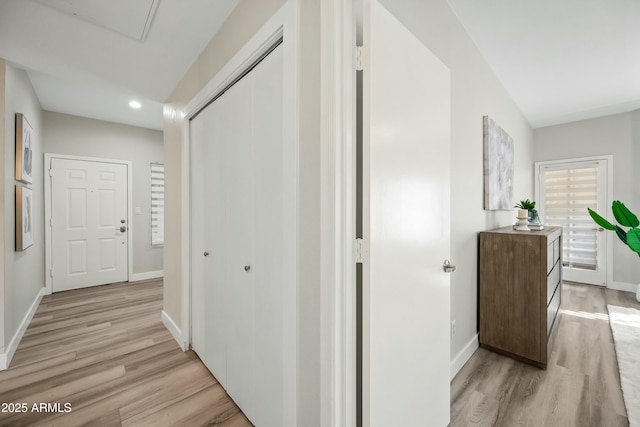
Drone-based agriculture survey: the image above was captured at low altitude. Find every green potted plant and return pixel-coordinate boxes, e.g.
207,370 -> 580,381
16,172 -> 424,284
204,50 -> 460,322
588,201 -> 640,302
514,199 -> 539,224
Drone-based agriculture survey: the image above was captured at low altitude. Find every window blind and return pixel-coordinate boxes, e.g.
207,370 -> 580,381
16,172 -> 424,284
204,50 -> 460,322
543,166 -> 598,271
151,163 -> 164,246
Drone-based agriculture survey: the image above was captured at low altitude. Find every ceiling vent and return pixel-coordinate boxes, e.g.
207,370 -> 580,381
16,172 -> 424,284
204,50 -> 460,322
33,0 -> 160,41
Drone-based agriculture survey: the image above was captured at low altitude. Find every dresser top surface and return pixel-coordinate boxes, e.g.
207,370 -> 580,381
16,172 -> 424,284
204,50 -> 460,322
480,226 -> 562,237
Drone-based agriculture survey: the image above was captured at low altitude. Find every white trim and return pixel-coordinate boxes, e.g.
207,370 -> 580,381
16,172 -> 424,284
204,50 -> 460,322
131,270 -> 164,282
535,155 -> 614,287
607,281 -> 638,293
44,153 -> 134,294
161,310 -> 186,351
450,333 -> 479,381
180,3 -> 298,425
0,287 -> 45,370
320,0 -> 357,425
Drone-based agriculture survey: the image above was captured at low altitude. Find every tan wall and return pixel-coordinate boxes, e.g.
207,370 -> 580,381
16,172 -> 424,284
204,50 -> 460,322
0,59 -> 6,353
3,63 -> 44,352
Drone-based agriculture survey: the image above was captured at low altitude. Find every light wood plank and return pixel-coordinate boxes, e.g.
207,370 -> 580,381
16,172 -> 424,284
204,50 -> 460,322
452,282 -> 637,426
0,280 -> 252,426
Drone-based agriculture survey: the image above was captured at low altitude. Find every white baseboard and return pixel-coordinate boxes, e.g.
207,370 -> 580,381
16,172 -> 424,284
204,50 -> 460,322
608,281 -> 638,293
131,270 -> 164,282
0,287 -> 45,371
450,333 -> 479,381
161,310 -> 187,351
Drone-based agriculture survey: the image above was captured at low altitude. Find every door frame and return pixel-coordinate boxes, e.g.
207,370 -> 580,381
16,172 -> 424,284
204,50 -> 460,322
535,155 -> 613,287
44,153 -> 133,295
180,2 -> 299,425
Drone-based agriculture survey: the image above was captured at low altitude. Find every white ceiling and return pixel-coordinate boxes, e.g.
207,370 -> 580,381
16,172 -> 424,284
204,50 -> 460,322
0,0 -> 241,130
448,0 -> 640,128
2,1 -> 637,131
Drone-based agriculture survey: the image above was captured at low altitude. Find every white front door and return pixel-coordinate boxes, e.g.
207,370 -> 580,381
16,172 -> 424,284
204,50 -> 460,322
536,157 -> 610,286
363,1 -> 451,425
50,158 -> 129,292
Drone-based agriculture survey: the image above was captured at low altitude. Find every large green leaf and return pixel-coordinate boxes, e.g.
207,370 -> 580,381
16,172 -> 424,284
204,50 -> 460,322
588,208 -> 616,230
615,226 -> 627,245
612,201 -> 640,228
627,229 -> 640,253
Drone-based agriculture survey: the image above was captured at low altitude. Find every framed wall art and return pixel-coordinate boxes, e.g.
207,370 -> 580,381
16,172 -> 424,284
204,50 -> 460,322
15,113 -> 34,184
483,115 -> 514,210
16,184 -> 34,251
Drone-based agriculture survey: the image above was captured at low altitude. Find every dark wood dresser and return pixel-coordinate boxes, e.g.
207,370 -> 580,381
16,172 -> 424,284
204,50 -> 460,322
479,226 -> 563,368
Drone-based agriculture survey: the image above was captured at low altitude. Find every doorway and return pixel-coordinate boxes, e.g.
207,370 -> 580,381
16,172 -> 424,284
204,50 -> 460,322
45,154 -> 132,293
535,156 -> 613,286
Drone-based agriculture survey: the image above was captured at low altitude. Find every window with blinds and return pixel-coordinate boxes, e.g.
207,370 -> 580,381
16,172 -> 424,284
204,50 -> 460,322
542,166 -> 598,271
151,163 -> 164,246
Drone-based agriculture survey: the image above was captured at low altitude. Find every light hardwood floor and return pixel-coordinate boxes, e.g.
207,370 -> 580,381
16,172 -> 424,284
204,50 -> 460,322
451,282 -> 640,427
0,279 -> 252,427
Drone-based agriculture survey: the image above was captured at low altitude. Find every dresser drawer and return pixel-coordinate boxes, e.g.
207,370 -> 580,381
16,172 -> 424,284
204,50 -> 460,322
547,285 -> 561,336
547,237 -> 561,274
547,262 -> 560,305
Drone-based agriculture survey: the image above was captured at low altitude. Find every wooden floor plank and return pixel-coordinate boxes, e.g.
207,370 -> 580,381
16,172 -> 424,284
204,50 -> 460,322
451,282 -> 638,427
0,279 -> 252,426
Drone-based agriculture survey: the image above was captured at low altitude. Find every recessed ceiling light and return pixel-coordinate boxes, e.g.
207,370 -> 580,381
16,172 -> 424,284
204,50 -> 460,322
129,100 -> 142,109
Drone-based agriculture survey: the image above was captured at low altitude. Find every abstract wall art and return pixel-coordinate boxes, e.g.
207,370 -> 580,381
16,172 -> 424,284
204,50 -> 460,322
16,184 -> 34,251
483,116 -> 514,210
15,113 -> 33,184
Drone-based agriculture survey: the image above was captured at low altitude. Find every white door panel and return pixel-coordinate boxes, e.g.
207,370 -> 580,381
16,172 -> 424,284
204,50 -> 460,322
51,158 -> 128,292
536,158 -> 609,286
364,1 -> 451,425
191,44 -> 285,427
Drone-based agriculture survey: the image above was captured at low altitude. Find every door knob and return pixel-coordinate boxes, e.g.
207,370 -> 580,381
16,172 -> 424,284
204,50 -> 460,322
204,251 -> 210,257
443,260 -> 456,273
592,227 -> 604,232
244,265 -> 251,272
118,226 -> 127,232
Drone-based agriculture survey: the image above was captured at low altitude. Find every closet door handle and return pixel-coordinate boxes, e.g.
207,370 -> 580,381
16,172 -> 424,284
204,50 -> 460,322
203,251 -> 210,257
244,265 -> 251,272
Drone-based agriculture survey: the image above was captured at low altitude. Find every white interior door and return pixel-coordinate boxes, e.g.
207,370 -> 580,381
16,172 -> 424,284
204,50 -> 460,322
50,158 -> 128,292
536,157 -> 610,286
363,1 -> 451,426
190,43 -> 285,427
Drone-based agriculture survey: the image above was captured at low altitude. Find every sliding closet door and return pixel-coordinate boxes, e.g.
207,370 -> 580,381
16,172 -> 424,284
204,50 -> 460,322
190,88 -> 230,388
190,44 -> 285,427
245,45 -> 284,424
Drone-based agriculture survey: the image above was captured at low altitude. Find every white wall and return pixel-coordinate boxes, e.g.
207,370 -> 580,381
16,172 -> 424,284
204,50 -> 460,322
2,62 -> 44,355
378,0 -> 535,371
43,111 -> 164,275
534,111 -> 640,285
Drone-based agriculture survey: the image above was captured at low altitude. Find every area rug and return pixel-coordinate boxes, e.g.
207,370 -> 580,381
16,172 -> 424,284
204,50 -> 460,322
608,304 -> 640,427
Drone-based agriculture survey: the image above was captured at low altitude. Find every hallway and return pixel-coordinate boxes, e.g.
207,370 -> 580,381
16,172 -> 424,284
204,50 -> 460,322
0,279 -> 251,426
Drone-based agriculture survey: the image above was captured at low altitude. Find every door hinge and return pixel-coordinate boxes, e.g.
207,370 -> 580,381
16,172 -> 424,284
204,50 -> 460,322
49,168 -> 53,177
355,238 -> 367,263
356,46 -> 367,71
49,268 -> 53,278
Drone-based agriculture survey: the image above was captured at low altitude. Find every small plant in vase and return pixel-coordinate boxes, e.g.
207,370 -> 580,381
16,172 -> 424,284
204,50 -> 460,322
514,199 -> 540,224
588,201 -> 640,302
